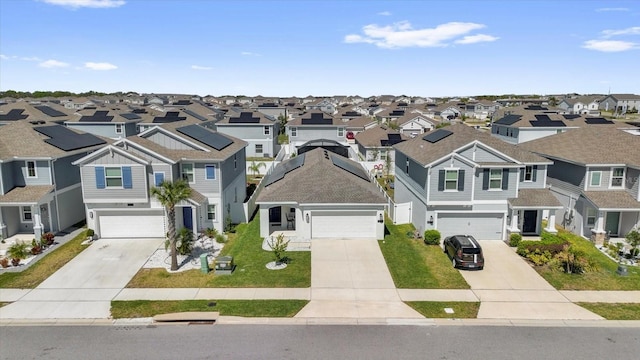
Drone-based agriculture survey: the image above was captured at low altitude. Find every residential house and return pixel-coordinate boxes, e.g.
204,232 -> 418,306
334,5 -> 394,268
0,121 -> 109,240
599,93 -> 640,113
0,101 -> 74,125
462,101 -> 499,120
355,126 -> 407,174
256,148 -> 386,240
393,124 -> 560,240
519,127 -> 640,243
65,106 -> 147,139
557,96 -> 602,115
73,121 -> 248,237
395,113 -> 437,137
211,109 -> 280,158
305,99 -> 337,115
61,97 -> 95,110
286,112 -> 349,152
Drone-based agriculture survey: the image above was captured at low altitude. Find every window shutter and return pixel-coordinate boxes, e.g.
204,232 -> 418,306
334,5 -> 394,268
122,166 -> 132,189
532,165 -> 538,182
482,169 -> 489,190
520,168 -> 524,182
95,167 -> 105,189
502,168 -> 509,190
154,173 -> 164,186
438,169 -> 445,191
457,170 -> 465,191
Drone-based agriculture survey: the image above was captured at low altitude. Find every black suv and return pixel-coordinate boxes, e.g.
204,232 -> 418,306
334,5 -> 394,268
443,235 -> 484,270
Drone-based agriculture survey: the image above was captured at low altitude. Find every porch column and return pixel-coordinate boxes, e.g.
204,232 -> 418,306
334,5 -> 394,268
545,211 -> 557,233
591,211 -> 606,246
33,205 -> 44,240
509,209 -> 520,232
0,207 -> 7,240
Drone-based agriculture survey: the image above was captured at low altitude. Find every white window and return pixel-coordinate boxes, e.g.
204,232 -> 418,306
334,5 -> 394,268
611,168 -> 624,187
255,144 -> 263,154
181,163 -> 194,183
445,169 -> 458,191
489,169 -> 503,190
105,167 -> 123,187
586,208 -> 596,227
338,128 -> 345,137
207,205 -> 216,220
590,171 -> 602,187
115,124 -> 123,134
21,206 -> 32,222
524,165 -> 533,182
264,126 -> 270,135
291,127 -> 297,137
380,150 -> 387,160
26,161 -> 37,178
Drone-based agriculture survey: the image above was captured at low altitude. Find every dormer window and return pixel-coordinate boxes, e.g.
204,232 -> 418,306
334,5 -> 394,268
26,161 -> 37,178
611,168 -> 625,188
115,124 -> 123,134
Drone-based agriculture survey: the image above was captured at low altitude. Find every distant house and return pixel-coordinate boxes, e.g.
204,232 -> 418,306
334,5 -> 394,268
286,112 -> 349,153
355,125 -> 407,171
61,97 -> 95,110
557,96 -> 602,115
599,94 -> 640,113
65,107 -> 145,139
305,99 -> 337,115
395,113 -> 437,137
212,109 -> 280,158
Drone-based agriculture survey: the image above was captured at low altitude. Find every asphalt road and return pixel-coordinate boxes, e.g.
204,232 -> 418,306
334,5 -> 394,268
2,324 -> 639,360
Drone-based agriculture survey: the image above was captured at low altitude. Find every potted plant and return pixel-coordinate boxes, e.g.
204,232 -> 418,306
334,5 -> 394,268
7,241 -> 29,267
30,238 -> 42,255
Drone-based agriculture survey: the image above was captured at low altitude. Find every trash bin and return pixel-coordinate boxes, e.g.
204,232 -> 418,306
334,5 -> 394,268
214,256 -> 234,275
200,254 -> 209,274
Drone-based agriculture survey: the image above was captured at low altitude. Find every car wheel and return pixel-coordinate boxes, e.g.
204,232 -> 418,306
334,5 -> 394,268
452,258 -> 457,268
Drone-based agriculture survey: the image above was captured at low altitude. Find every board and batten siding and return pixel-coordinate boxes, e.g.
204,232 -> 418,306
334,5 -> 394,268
473,168 -> 518,200
81,164 -> 148,202
458,145 -> 511,163
428,158 -> 473,202
145,131 -> 199,150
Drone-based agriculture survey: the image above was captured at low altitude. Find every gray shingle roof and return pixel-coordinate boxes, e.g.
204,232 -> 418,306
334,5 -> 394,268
583,191 -> 640,210
355,126 -> 408,147
256,148 -> 386,205
0,185 -> 54,204
508,189 -> 563,208
393,124 -> 550,166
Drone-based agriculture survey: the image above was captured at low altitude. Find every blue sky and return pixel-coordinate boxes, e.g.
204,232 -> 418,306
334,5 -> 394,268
1,0 -> 639,97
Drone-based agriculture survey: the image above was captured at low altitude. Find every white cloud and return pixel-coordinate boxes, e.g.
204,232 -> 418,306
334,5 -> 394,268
596,7 -> 629,12
21,56 -> 42,61
582,40 -> 637,52
454,34 -> 499,44
191,65 -> 212,71
601,26 -> 640,38
39,59 -> 70,68
344,21 -> 496,48
241,51 -> 262,57
378,11 -> 391,16
84,62 -> 118,70
40,0 -> 125,8
0,54 -> 8,60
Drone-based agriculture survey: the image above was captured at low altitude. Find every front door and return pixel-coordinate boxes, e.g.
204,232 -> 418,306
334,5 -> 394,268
522,210 -> 538,234
269,206 -> 282,225
182,207 -> 193,231
605,212 -> 620,236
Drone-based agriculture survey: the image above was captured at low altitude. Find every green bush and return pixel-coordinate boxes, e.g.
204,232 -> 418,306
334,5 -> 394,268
176,228 -> 194,256
423,229 -> 441,245
509,233 -> 522,247
517,232 -> 568,266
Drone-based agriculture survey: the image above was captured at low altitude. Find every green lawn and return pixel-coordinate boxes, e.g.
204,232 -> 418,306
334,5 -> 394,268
577,303 -> 640,320
532,229 -> 640,290
111,299 -> 308,319
0,229 -> 91,288
379,221 -> 469,289
407,301 -> 480,318
126,215 -> 311,288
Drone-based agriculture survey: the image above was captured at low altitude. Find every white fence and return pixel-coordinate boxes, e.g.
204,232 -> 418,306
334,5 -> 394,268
369,171 -> 411,225
242,147 -> 287,221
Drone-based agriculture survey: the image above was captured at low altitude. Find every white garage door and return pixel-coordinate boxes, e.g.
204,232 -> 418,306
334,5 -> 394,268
99,211 -> 166,238
311,211 -> 377,239
437,213 -> 504,240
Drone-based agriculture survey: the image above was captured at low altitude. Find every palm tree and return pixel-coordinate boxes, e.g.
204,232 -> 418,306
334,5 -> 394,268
248,160 -> 266,178
150,179 -> 192,271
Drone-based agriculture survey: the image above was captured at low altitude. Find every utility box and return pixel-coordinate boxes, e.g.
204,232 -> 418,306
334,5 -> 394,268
200,254 -> 210,274
214,256 -> 234,275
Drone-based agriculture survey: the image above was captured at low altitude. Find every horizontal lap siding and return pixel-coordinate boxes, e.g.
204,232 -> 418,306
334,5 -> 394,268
429,159 -> 473,202
474,168 -> 518,200
81,165 -> 147,201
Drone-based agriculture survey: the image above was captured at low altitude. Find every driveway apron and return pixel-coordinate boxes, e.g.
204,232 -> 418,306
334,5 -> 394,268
295,239 -> 423,319
0,238 -> 162,320
459,240 -> 603,320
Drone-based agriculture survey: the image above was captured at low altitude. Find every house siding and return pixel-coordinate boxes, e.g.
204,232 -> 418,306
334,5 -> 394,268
221,149 -> 246,190
56,187 -> 85,230
1,163 -> 14,193
458,146 -> 510,163
54,154 -> 85,189
145,132 -> 198,150
216,124 -> 278,157
66,123 -> 122,139
519,165 -> 546,189
394,152 -> 427,198
548,159 -> 585,188
4,207 -> 21,236
474,168 -> 518,200
81,165 -> 147,201
188,162 -> 221,194
626,167 -> 639,199
289,126 -> 345,144
148,164 -> 172,187
429,158 -> 473,202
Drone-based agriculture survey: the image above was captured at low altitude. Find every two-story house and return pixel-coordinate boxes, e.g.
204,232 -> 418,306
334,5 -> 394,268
393,124 -> 560,240
0,101 -> 74,125
73,121 -> 247,238
599,93 -> 640,113
65,107 -> 147,139
286,112 -> 349,153
519,126 -> 640,244
211,109 -> 280,158
355,125 -> 407,166
557,95 -> 602,115
0,121 -> 108,240
395,113 -> 437,137
304,99 -> 337,115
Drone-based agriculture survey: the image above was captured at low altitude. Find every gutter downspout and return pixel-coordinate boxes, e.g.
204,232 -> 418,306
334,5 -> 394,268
50,159 -> 61,233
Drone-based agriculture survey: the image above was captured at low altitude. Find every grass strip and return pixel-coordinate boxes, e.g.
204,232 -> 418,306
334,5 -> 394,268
406,301 -> 480,318
577,303 -> 640,320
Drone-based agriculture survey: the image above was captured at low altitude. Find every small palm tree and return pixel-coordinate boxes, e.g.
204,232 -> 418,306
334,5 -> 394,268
248,160 -> 266,178
151,179 -> 192,271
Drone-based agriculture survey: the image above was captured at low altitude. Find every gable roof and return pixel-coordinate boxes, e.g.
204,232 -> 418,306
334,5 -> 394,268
287,111 -> 339,126
355,126 -> 408,147
393,124 -> 549,166
256,148 -> 386,205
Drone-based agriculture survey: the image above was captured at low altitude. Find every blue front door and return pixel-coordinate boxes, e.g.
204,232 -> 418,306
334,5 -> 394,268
183,207 -> 193,231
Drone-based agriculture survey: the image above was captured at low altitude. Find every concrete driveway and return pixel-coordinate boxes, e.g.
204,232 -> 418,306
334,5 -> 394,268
459,240 -> 602,320
0,238 -> 162,319
296,239 -> 423,320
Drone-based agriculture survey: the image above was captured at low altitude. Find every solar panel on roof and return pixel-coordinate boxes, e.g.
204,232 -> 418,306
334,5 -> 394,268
495,114 -> 522,125
183,109 -> 208,121
534,114 -> 552,121
562,114 -> 580,120
228,112 -> 260,123
176,124 -> 234,151
132,108 -> 147,114
121,113 -> 141,120
302,113 -> 332,125
529,120 -> 566,127
0,109 -> 28,121
423,129 -> 453,143
585,117 -> 614,125
265,154 -> 306,186
153,112 -> 187,123
34,125 -> 106,151
34,125 -> 77,138
330,154 -> 370,182
525,105 -> 548,111
173,100 -> 192,105
79,110 -> 114,122
34,105 -> 66,117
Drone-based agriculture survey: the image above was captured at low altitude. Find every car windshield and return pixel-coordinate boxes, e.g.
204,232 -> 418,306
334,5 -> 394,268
462,248 -> 482,254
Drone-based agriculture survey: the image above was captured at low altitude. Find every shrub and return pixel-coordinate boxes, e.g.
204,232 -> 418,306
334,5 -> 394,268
215,233 -> 226,244
0,257 -> 9,268
41,232 -> 55,245
517,232 -> 568,266
423,229 -> 441,245
176,228 -> 194,256
204,227 -> 218,238
268,233 -> 290,264
7,241 -> 29,266
509,233 -> 522,247
86,229 -> 95,238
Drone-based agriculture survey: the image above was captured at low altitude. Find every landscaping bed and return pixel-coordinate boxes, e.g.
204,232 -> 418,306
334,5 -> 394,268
379,220 -> 469,289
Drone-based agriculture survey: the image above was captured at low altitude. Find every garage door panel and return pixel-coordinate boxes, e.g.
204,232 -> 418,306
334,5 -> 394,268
312,211 -> 376,239
99,212 -> 165,238
437,213 -> 503,240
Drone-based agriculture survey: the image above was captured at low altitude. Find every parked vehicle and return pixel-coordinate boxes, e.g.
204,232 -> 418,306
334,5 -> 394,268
443,234 -> 484,270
